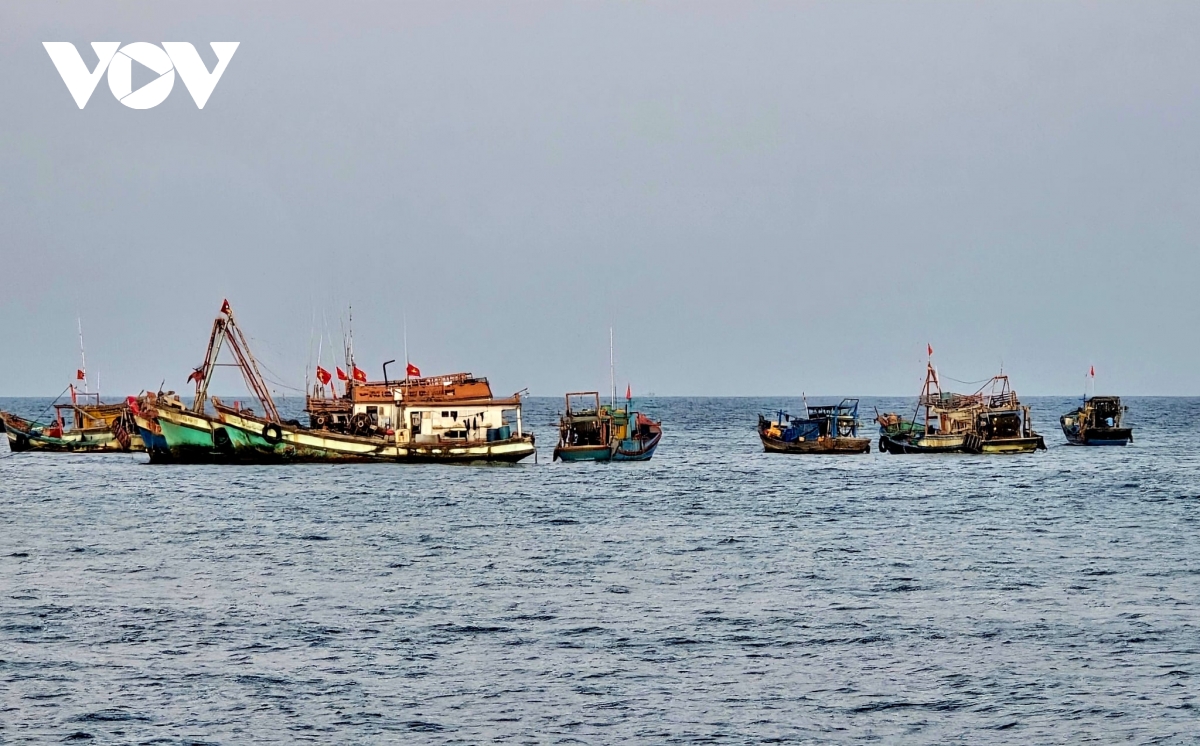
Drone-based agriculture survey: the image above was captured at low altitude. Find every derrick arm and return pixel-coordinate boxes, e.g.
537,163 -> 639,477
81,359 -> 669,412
222,309 -> 280,422
194,318 -> 227,414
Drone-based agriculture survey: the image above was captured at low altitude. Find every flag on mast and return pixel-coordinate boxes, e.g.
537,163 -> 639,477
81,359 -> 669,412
336,367 -> 348,382
927,343 -> 933,357
406,363 -> 420,378
1089,365 -> 1095,377
352,366 -> 367,383
316,366 -> 331,385
626,383 -> 631,400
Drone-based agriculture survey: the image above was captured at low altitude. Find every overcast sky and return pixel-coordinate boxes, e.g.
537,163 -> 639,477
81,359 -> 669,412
1,1 -> 1197,397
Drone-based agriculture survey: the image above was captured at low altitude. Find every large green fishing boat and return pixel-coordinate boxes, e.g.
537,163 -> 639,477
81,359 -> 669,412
148,300 -> 280,463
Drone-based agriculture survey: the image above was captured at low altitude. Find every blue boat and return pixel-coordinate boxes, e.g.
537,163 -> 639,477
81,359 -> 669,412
553,392 -> 662,462
758,399 -> 871,454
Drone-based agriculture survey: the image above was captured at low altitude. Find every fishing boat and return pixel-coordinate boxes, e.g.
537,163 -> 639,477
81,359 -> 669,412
1061,396 -> 1132,446
553,391 -> 663,462
131,391 -> 178,460
876,362 -> 973,454
969,374 -> 1046,453
2,320 -> 144,454
2,388 -> 141,453
214,371 -> 535,463
758,399 -> 871,454
150,300 -> 281,463
877,357 -> 1045,454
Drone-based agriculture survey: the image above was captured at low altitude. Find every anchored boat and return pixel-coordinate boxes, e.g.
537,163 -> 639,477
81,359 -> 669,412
149,300 -> 281,463
215,370 -> 535,463
758,398 -> 870,454
552,391 -> 663,462
1061,396 -> 1132,446
877,359 -> 1045,454
970,375 -> 1046,453
2,388 -> 141,453
876,362 -> 972,454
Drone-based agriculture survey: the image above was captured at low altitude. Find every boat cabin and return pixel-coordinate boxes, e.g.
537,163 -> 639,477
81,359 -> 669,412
763,399 -> 862,440
341,392 -> 523,445
1083,396 -> 1123,428
557,392 -> 636,447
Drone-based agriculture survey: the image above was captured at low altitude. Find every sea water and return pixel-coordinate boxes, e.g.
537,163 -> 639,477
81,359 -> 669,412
1,396 -> 1198,743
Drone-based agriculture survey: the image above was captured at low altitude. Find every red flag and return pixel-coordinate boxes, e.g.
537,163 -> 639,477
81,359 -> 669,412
186,368 -> 205,384
126,395 -> 139,415
316,366 -> 331,385
336,367 -> 349,381
352,366 -> 367,383
927,344 -> 933,357
626,384 -> 631,400
76,369 -> 85,381
1089,365 -> 1095,377
406,362 -> 420,378
220,299 -> 231,315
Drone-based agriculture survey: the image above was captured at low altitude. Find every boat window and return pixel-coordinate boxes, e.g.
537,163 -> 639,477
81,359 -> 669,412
442,411 -> 449,417
450,411 -> 458,420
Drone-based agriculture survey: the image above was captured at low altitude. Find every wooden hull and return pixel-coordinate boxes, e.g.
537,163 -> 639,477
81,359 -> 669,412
611,431 -> 662,461
217,410 -> 536,464
1060,414 -> 1133,446
1063,429 -> 1132,446
760,432 -> 870,454
554,444 -> 613,462
153,407 -> 237,463
2,411 -> 136,453
554,431 -> 663,462
972,435 -> 1046,454
134,414 -> 170,459
879,432 -> 967,454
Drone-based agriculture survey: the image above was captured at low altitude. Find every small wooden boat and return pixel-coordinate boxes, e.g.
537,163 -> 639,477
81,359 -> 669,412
2,389 -> 141,453
1061,396 -> 1132,446
553,392 -> 662,462
758,399 -> 870,454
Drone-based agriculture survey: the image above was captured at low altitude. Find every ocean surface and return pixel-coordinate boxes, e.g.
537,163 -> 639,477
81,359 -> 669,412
1,395 -> 1198,744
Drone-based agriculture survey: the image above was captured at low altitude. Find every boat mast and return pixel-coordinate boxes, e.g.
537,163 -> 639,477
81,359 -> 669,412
77,316 -> 87,394
609,327 -> 615,409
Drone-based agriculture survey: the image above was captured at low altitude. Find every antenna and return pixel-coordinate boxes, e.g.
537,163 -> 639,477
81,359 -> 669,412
348,304 -> 355,369
315,333 -> 324,398
404,311 -> 409,373
609,327 -> 615,409
77,316 -> 87,394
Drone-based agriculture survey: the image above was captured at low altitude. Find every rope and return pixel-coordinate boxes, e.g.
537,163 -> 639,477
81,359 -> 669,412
940,375 -> 993,386
28,385 -> 73,426
0,384 -> 90,460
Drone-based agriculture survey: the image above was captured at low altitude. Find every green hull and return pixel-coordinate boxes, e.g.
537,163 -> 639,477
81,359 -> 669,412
218,411 -> 535,464
154,411 -> 232,463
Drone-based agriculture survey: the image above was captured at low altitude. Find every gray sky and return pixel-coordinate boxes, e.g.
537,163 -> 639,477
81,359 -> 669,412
2,1 -> 1198,397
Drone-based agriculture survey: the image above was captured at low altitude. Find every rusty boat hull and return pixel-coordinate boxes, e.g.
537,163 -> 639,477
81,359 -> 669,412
759,431 -> 871,454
